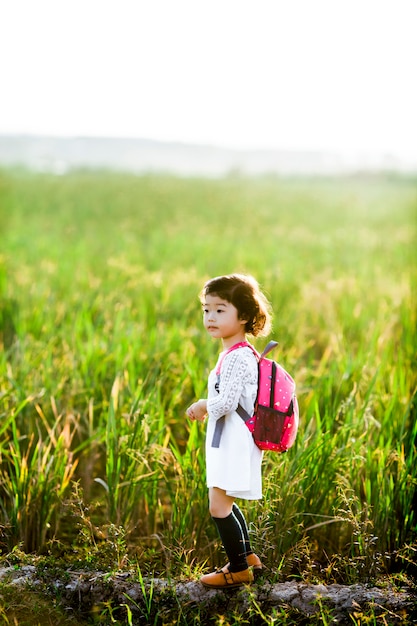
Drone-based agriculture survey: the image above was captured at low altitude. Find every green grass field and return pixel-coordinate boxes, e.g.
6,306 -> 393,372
0,168 -> 416,620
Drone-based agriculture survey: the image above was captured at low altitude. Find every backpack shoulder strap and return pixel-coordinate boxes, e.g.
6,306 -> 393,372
212,341 -> 279,447
212,341 -> 258,447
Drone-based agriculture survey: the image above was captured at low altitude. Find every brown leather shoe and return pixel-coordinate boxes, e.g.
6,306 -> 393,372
223,553 -> 263,577
200,567 -> 253,589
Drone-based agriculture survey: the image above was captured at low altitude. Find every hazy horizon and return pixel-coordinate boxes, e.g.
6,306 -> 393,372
2,0 -> 416,167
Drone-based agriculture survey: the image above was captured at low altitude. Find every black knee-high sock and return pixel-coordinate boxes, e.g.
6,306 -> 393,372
212,512 -> 248,572
232,503 -> 253,556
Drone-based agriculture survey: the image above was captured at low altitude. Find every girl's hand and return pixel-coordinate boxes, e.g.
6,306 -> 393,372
186,399 -> 207,422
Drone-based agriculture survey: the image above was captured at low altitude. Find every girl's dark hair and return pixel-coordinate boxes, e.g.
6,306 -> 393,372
200,274 -> 272,337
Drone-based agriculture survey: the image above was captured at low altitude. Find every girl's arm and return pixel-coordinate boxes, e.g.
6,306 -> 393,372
186,350 -> 256,422
207,350 -> 255,421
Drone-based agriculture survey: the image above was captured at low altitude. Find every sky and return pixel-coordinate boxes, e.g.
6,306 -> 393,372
1,0 -> 417,165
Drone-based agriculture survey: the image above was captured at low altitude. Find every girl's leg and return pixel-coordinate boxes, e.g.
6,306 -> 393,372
232,503 -> 252,557
230,503 -> 263,575
208,486 -> 234,518
209,487 -> 248,573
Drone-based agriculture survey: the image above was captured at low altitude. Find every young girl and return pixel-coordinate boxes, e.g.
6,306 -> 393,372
186,273 -> 272,589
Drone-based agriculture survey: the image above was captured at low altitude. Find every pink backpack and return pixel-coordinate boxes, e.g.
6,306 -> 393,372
212,341 -> 299,452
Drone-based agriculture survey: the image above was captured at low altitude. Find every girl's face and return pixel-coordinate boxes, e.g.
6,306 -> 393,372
202,294 -> 247,348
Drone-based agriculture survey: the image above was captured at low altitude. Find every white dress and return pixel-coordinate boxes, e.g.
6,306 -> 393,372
205,346 -> 263,500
